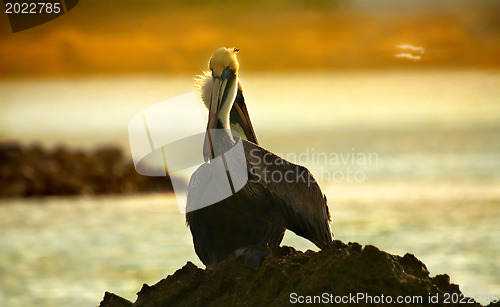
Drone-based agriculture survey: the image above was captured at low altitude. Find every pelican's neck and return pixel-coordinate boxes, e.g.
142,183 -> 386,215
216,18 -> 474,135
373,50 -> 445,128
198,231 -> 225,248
210,128 -> 236,159
214,109 -> 233,149
217,104 -> 231,131
211,76 -> 238,158
213,74 -> 238,139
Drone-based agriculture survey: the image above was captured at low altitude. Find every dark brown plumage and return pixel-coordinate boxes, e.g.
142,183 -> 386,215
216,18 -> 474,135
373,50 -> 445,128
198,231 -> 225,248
186,48 -> 332,269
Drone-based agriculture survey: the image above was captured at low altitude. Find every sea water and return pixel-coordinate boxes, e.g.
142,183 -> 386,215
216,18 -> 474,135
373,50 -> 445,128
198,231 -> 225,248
1,71 -> 499,306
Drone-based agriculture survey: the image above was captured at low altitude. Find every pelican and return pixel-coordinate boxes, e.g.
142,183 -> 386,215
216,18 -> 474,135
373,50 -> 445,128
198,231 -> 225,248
186,47 -> 332,269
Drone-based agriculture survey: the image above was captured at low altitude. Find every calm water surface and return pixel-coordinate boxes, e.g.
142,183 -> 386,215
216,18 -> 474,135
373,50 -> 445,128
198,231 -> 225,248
1,71 -> 499,306
0,185 -> 498,307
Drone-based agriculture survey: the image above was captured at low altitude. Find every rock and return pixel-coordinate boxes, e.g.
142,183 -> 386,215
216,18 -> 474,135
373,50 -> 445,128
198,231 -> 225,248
0,142 -> 176,198
98,241 -> 491,307
100,292 -> 133,307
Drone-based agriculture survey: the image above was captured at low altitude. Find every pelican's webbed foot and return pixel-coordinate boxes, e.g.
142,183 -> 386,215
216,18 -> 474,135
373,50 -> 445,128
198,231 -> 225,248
235,246 -> 266,270
244,249 -> 266,270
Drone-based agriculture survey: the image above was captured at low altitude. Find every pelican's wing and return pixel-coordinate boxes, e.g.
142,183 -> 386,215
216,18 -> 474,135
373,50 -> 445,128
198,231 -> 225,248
230,82 -> 259,145
242,140 -> 333,248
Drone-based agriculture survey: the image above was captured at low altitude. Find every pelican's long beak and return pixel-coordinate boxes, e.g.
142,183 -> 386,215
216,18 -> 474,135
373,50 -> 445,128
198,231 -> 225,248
203,68 -> 234,162
231,87 -> 258,145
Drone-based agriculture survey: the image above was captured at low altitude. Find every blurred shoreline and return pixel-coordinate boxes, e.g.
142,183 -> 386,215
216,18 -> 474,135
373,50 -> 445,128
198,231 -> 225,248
0,142 -> 174,198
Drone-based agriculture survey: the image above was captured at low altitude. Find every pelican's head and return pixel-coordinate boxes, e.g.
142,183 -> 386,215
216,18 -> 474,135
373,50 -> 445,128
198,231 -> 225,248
202,47 -> 240,161
199,47 -> 240,115
209,47 -> 239,78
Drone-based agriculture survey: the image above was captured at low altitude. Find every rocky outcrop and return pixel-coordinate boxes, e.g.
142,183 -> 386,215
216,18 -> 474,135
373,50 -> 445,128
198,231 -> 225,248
0,142 -> 173,197
99,241 -> 496,306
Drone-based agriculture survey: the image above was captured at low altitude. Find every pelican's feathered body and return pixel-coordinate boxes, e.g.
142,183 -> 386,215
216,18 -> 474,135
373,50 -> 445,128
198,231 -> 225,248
186,47 -> 332,268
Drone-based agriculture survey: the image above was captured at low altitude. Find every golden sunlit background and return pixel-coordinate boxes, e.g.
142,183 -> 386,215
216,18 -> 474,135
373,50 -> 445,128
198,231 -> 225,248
1,0 -> 500,75
1,1 -> 499,306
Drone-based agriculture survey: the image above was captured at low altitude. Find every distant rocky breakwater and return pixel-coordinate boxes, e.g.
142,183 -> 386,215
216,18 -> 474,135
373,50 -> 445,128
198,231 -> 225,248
0,142 -> 174,198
